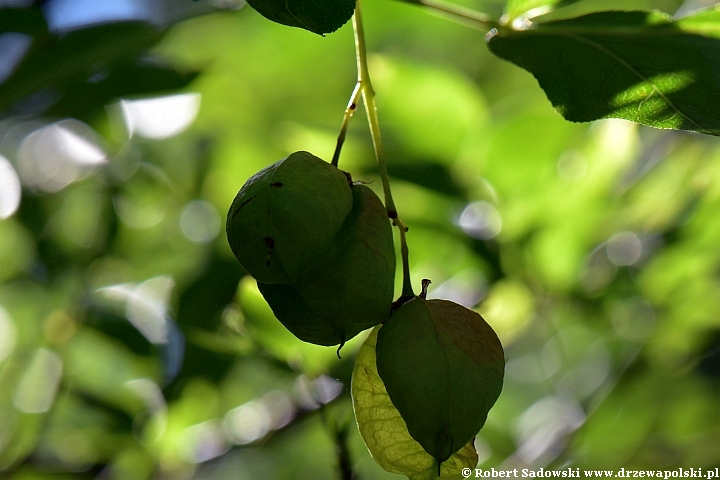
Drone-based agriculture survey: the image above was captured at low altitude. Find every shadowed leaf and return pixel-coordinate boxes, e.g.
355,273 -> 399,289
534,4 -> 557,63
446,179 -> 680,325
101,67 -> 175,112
245,0 -> 355,35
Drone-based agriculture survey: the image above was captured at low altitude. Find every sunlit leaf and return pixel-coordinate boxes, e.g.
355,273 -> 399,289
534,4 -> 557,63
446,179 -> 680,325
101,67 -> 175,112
487,10 -> 720,135
245,0 -> 355,35
351,326 -> 478,480
505,0 -> 685,22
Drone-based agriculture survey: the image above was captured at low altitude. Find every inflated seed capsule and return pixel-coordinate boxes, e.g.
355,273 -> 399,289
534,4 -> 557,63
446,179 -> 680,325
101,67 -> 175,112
376,296 -> 505,466
258,184 -> 395,347
226,151 -> 353,285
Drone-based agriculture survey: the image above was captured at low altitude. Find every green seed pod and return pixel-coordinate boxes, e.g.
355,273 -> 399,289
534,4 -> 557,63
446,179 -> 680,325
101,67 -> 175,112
258,184 -> 395,346
226,151 -> 353,284
376,297 -> 505,466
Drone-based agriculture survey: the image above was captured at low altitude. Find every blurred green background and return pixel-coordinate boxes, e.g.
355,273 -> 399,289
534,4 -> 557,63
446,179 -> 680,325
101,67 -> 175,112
1,0 -> 719,478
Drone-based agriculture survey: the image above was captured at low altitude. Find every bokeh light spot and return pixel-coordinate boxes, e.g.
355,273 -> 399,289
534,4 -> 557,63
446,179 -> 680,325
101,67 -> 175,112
0,307 -> 17,363
515,395 -> 585,465
261,390 -> 295,430
607,231 -> 642,266
0,155 -> 21,219
12,348 -> 63,413
98,276 -> 174,344
459,201 -> 502,240
121,93 -> 201,139
223,400 -> 271,445
17,120 -> 106,192
180,200 -> 221,244
44,0 -> 159,32
179,420 -> 228,464
427,269 -> 487,308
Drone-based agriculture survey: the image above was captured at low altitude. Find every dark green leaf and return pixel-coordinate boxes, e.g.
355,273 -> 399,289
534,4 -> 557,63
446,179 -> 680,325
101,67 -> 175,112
0,5 -> 47,36
487,10 -> 720,136
46,62 -> 199,123
0,22 -> 169,117
245,0 -> 355,35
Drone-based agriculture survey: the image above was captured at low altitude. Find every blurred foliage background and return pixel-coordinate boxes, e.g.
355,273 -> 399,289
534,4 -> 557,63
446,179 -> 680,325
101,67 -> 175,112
1,0 -> 720,478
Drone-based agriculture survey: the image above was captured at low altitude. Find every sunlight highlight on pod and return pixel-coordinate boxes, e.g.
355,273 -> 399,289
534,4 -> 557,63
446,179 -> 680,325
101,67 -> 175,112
121,93 -> 201,139
98,276 -> 174,344
180,200 -> 221,243
0,307 -> 17,363
12,348 -> 63,413
458,200 -> 502,240
16,119 -> 107,192
0,155 -> 21,219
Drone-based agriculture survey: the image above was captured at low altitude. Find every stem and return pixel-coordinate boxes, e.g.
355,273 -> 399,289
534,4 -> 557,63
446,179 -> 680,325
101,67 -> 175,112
353,1 -> 414,298
332,82 -> 362,167
319,405 -> 356,480
392,0 -> 501,30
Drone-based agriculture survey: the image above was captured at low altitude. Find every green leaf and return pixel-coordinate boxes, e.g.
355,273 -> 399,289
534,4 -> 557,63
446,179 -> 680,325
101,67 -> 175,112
486,9 -> 720,136
245,0 -> 355,35
351,326 -> 478,480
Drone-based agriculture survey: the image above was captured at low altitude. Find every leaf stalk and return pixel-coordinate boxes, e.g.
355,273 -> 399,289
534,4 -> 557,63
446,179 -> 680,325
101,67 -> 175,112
351,0 -> 415,298
392,0 -> 501,30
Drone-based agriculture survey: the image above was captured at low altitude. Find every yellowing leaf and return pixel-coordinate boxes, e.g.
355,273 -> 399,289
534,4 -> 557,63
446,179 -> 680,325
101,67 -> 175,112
351,326 -> 478,480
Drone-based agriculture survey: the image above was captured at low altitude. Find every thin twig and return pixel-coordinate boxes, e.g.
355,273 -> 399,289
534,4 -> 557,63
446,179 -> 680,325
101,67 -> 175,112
332,82 -> 362,167
393,0 -> 501,30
